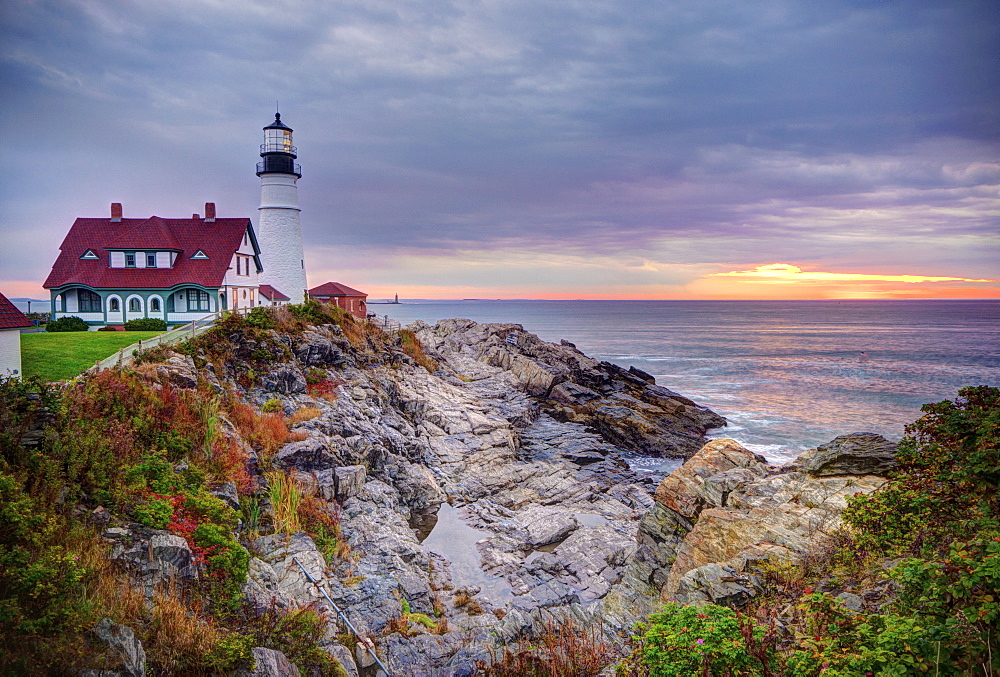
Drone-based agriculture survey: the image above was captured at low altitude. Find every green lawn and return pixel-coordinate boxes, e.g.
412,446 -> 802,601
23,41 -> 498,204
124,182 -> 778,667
21,331 -> 164,382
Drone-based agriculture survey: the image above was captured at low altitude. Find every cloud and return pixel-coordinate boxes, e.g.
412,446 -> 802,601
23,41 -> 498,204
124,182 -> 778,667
1,0 -> 998,299
711,263 -> 995,284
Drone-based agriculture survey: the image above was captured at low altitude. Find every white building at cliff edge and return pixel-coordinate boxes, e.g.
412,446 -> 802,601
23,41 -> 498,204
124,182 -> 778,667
255,112 -> 308,304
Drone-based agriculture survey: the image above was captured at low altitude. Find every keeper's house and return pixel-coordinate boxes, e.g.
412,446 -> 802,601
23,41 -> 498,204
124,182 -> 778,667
43,202 -> 263,328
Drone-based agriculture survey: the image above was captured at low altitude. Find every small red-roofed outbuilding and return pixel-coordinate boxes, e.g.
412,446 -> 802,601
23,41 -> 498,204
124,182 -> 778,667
257,284 -> 290,306
308,282 -> 368,319
0,292 -> 32,376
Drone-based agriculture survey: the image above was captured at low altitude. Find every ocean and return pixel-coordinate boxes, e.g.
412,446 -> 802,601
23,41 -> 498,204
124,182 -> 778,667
376,300 -> 1000,464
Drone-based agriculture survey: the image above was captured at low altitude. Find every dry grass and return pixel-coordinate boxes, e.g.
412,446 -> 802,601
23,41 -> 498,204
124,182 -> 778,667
454,592 -> 484,615
476,618 -> 614,677
266,470 -> 302,534
288,406 -> 322,425
227,401 -> 289,464
148,588 -> 221,673
72,528 -> 147,627
398,329 -> 439,372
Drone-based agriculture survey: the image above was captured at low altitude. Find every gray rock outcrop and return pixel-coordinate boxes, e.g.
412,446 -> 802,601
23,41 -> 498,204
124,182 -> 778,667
92,618 -> 146,677
602,434 -> 897,629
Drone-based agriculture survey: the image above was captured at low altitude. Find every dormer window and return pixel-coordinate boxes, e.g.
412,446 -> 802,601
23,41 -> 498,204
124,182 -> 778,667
191,250 -> 208,259
81,249 -> 99,260
125,253 -> 136,267
146,253 -> 157,268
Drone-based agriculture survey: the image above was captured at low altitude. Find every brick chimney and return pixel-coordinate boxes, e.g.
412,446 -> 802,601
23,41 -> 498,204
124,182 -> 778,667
204,202 -> 216,222
111,203 -> 122,222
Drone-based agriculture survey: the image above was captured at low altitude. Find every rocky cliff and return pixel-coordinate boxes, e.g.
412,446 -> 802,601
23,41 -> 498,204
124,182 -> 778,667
60,314 -> 899,676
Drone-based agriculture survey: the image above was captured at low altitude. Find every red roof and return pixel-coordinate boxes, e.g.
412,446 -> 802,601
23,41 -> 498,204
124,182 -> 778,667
258,284 -> 289,301
0,292 -> 32,330
309,281 -> 367,298
44,215 -> 254,290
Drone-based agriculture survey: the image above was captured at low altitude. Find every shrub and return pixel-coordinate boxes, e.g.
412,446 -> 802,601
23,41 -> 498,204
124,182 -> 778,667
134,497 -> 174,528
124,317 -> 167,331
230,605 -> 347,676
624,602 -> 774,676
45,316 -> 89,332
191,522 -> 250,613
261,397 -> 283,413
785,592 -> 938,675
245,306 -> 276,330
97,325 -> 118,332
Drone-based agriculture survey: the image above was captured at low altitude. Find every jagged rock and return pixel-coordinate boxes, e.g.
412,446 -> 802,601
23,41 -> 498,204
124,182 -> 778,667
837,591 -> 864,611
111,529 -> 198,591
296,330 -> 346,367
321,642 -> 359,677
235,647 -> 301,677
793,433 -> 897,477
273,437 -> 339,471
211,481 -> 241,511
546,525 -> 636,600
261,365 -> 307,394
252,533 -> 329,608
155,353 -> 199,389
496,504 -> 579,547
92,618 -> 146,677
602,434 -> 891,628
335,465 -> 367,501
243,557 -> 294,612
653,438 -> 770,517
671,562 -> 760,607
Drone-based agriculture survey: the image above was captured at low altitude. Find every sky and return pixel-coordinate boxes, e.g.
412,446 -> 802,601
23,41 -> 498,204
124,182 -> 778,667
1,0 -> 998,301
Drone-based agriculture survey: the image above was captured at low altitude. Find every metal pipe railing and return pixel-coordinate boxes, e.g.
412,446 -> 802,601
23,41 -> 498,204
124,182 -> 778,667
291,556 -> 392,676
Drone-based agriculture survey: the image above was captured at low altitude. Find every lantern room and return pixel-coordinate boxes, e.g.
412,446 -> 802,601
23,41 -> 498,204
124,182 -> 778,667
257,112 -> 301,177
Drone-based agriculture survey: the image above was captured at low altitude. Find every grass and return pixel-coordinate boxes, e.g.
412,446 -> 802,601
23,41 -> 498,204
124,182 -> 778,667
21,331 -> 164,382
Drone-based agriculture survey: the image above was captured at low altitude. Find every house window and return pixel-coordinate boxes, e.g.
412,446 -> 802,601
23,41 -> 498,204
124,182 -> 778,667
237,257 -> 242,275
125,253 -> 136,267
187,290 -> 210,311
109,298 -> 120,312
128,298 -> 141,312
79,289 -> 101,313
151,298 -> 161,312
147,253 -> 157,268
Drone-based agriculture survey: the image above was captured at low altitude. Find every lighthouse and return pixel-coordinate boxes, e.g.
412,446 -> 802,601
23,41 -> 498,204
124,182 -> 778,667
256,112 -> 307,304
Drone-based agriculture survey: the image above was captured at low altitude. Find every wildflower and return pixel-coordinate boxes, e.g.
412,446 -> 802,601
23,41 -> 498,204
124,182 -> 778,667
696,639 -> 704,645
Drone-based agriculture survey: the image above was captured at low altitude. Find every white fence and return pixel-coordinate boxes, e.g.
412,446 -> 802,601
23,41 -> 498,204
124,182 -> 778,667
89,307 -> 253,373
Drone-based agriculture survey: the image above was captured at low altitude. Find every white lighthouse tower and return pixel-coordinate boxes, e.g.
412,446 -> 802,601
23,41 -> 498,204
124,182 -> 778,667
256,112 -> 308,304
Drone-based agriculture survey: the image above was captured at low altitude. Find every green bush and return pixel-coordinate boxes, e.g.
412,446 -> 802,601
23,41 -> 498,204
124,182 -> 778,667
835,386 -> 1000,673
133,497 -> 174,528
785,592 -> 939,675
261,398 -> 283,413
192,522 -> 250,612
245,306 -> 276,330
625,602 -> 775,676
0,471 -> 93,636
45,316 -> 89,332
124,317 -> 167,331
